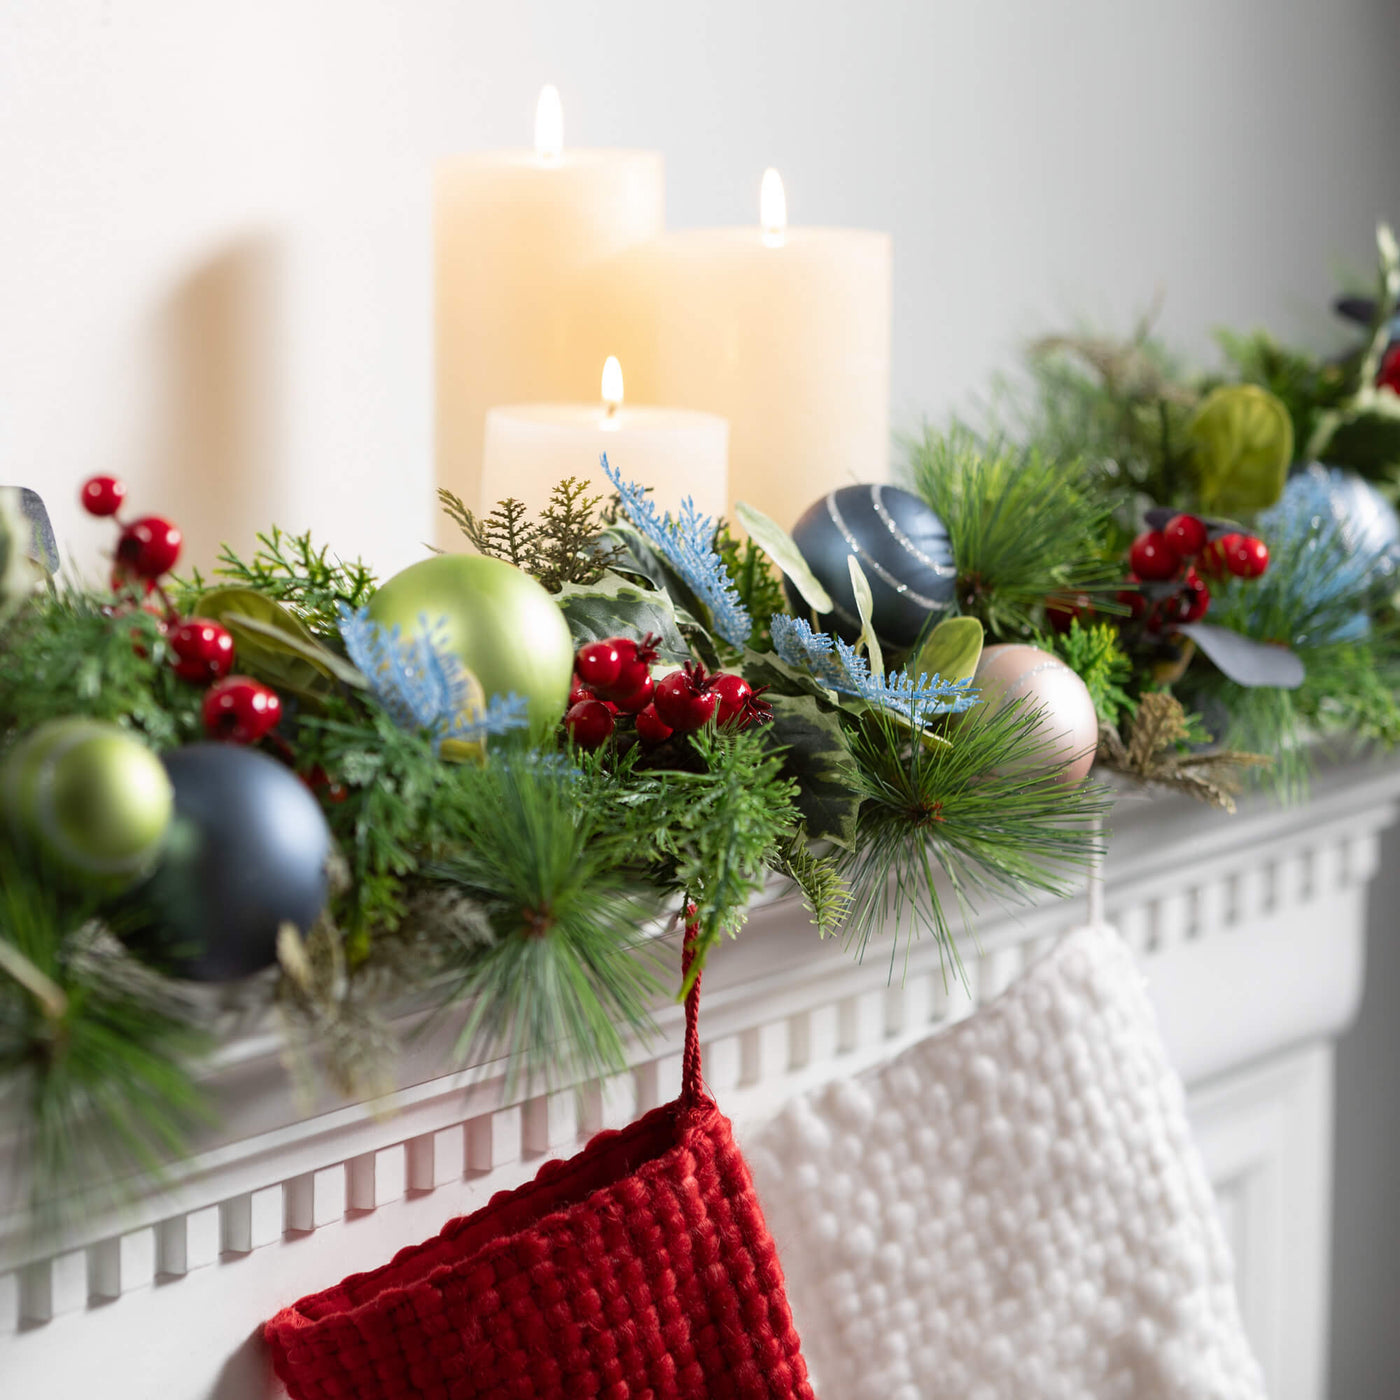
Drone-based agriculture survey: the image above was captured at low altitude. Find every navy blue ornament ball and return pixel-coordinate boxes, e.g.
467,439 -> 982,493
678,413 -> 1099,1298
129,744 -> 331,980
785,484 -> 957,647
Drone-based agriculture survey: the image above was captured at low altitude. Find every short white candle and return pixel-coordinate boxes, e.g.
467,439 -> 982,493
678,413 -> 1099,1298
435,86 -> 664,535
481,358 -> 729,521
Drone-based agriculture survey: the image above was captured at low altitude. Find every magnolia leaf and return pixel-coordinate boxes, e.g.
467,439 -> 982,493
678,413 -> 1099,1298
554,571 -> 689,662
847,556 -> 884,682
1190,384 -> 1293,514
195,586 -> 361,698
735,500 -> 834,613
914,616 -> 983,685
765,693 -> 860,849
1177,622 -> 1305,689
224,613 -> 367,688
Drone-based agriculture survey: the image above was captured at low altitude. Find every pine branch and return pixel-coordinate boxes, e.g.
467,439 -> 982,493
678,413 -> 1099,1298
905,427 -> 1122,639
840,701 -> 1111,984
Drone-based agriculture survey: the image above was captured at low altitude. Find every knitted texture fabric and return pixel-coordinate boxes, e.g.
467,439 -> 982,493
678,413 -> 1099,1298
747,926 -> 1267,1400
264,926 -> 813,1400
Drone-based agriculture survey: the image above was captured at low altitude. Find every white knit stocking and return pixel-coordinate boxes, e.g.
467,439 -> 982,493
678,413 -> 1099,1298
747,926 -> 1266,1400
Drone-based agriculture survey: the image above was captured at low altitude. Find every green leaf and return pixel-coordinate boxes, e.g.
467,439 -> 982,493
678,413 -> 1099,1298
740,647 -> 840,703
735,500 -> 833,613
847,556 -> 884,680
914,616 -> 984,685
764,693 -> 860,849
1190,385 -> 1293,513
195,586 -> 359,699
554,571 -> 690,662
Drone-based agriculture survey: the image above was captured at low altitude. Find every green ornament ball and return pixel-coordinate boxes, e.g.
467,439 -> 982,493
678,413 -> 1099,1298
366,553 -> 573,736
1,718 -> 173,888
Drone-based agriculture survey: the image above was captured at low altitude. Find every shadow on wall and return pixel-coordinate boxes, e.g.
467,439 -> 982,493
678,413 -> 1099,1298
150,237 -> 285,575
204,1326 -> 275,1400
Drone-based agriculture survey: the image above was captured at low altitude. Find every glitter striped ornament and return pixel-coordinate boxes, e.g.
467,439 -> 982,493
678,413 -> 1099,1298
785,484 -> 956,647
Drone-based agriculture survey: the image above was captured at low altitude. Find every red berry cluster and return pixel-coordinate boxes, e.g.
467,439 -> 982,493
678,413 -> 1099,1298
1378,342 -> 1400,397
563,635 -> 771,751
81,474 -> 281,746
1121,513 -> 1269,632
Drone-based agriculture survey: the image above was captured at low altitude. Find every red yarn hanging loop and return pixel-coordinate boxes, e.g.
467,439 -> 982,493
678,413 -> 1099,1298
680,906 -> 705,1106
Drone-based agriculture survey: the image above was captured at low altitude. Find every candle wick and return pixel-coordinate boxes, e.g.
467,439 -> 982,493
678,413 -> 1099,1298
606,401 -> 618,418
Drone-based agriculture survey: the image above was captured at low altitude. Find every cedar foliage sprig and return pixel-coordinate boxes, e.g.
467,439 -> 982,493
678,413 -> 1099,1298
439,478 -> 621,592
841,702 -> 1111,983
0,589 -> 204,747
906,427 -> 1122,638
198,527 -> 376,636
1035,618 -> 1138,729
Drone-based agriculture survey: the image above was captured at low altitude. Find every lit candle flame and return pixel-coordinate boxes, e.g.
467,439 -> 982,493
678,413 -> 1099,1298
601,355 -> 624,417
534,85 -> 564,161
760,167 -> 787,247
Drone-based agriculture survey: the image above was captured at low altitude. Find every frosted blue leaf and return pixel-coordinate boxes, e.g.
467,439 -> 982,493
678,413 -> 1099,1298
770,613 -> 979,727
338,604 -> 529,752
602,455 -> 751,648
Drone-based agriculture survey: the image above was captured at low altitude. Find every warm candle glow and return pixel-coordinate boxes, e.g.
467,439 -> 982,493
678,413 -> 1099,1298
760,167 -> 787,247
601,355 -> 624,412
534,84 -> 564,161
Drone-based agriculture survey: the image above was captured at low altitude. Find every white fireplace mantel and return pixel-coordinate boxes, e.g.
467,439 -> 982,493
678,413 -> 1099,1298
2,752 -> 1397,1400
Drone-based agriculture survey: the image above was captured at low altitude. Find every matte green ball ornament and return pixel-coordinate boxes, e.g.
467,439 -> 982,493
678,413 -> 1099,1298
1,719 -> 173,888
366,553 -> 573,735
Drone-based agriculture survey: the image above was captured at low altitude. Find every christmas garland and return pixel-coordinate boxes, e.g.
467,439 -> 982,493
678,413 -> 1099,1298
4,225 -> 1398,1224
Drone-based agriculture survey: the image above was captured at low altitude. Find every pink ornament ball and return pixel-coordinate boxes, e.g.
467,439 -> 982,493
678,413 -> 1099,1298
972,643 -> 1098,785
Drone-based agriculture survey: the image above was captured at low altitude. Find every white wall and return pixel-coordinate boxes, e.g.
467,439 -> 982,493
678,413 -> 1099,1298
4,0 -> 1399,580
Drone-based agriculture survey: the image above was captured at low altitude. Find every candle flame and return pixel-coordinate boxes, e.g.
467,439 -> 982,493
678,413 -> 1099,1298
534,85 -> 564,161
760,167 -> 787,246
601,356 -> 624,412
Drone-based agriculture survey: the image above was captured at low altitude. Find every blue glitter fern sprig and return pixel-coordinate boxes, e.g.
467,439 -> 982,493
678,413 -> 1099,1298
769,614 -> 979,727
602,455 -> 751,648
338,605 -> 529,752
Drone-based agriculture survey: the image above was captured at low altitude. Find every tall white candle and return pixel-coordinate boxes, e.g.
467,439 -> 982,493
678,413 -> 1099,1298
481,358 -> 728,521
616,170 -> 892,530
435,87 -> 664,537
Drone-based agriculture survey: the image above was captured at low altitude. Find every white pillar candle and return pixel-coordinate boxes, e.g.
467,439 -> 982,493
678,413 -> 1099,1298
617,169 -> 892,531
435,87 -> 664,539
481,357 -> 728,521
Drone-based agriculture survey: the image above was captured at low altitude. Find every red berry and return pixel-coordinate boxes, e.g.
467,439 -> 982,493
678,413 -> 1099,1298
116,515 -> 182,579
1178,568 -> 1210,623
709,672 -> 753,727
1045,593 -> 1092,633
575,640 -> 622,691
564,698 -> 614,749
568,673 -> 594,708
1378,342 -> 1400,395
653,663 -> 722,732
635,703 -> 674,747
1226,534 -> 1269,579
80,474 -> 127,517
1163,513 -> 1208,557
612,673 -> 655,714
1128,530 -> 1181,582
1198,536 -> 1231,579
203,676 -> 282,744
169,617 -> 235,683
1116,575 -> 1147,620
596,633 -> 660,701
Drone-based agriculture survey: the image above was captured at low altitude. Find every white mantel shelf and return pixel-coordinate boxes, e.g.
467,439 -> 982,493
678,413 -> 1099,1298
2,751 -> 1398,1400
